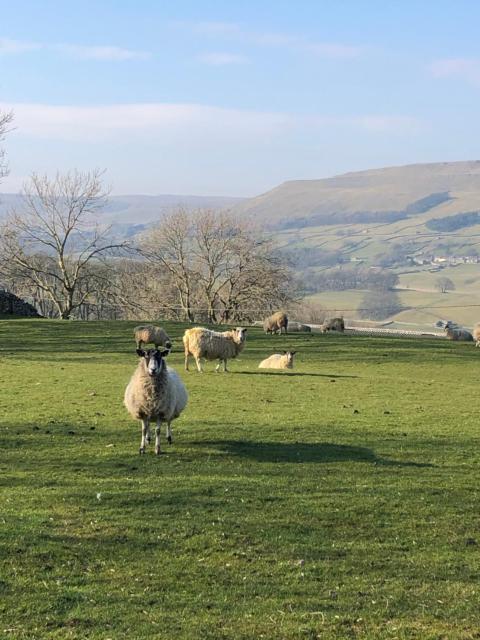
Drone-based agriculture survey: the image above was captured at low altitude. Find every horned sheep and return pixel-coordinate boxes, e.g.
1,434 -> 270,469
263,311 -> 288,335
124,348 -> 188,455
183,327 -> 247,372
258,351 -> 296,370
134,325 -> 172,351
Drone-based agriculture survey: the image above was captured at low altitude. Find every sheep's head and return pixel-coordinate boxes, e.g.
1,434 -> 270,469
233,327 -> 247,344
283,350 -> 296,368
136,348 -> 170,377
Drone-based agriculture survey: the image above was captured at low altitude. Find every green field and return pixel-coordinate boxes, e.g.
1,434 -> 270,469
305,263 -> 480,328
1,320 -> 480,639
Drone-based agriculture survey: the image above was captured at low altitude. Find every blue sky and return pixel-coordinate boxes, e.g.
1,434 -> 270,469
1,0 -> 480,195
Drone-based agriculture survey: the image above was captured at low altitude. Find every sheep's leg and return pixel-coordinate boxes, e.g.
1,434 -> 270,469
155,417 -> 162,455
140,418 -> 150,454
166,422 -> 173,445
184,350 -> 190,371
194,356 -> 203,373
223,358 -> 228,372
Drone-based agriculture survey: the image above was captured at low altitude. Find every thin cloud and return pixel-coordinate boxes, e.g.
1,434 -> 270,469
54,44 -> 149,61
180,21 -> 365,59
197,52 -> 249,66
1,102 -> 420,142
0,38 -> 41,54
430,58 -> 480,86
0,37 -> 149,61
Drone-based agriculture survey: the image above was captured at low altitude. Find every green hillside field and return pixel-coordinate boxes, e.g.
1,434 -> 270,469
1,319 -> 480,639
305,264 -> 480,327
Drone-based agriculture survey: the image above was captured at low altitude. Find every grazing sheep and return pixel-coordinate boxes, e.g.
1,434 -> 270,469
263,311 -> 288,335
473,323 -> 480,347
258,351 -> 296,370
134,325 -> 172,352
321,317 -> 345,333
444,320 -> 473,342
124,348 -> 188,455
183,327 -> 247,372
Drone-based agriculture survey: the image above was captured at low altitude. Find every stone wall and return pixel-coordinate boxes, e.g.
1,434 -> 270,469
0,290 -> 41,317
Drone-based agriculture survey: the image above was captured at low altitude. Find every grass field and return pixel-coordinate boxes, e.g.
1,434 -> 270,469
1,320 -> 480,639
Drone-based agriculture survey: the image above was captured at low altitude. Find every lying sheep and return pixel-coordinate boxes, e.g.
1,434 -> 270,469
258,351 -> 296,370
183,327 -> 247,372
124,348 -> 188,455
444,321 -> 473,342
134,325 -> 172,352
321,317 -> 345,333
287,321 -> 311,333
473,323 -> 480,347
263,311 -> 288,335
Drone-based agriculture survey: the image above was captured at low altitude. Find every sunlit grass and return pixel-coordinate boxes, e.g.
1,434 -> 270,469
1,320 -> 479,639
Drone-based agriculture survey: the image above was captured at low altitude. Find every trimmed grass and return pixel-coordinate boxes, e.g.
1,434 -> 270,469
1,320 -> 480,639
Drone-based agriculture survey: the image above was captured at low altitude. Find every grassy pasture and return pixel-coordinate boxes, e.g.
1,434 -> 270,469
1,320 -> 480,639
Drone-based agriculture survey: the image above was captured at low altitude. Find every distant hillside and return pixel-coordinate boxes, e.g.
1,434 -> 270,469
229,161 -> 480,267
0,192 -> 244,227
233,161 -> 480,226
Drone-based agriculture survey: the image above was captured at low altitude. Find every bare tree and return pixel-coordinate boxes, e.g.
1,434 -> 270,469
0,170 -> 127,319
141,208 -> 295,323
141,208 -> 196,321
435,276 -> 456,294
0,110 -> 14,183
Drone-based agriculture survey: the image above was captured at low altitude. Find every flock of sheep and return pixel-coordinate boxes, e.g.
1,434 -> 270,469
124,314 -> 297,454
123,313 -> 478,455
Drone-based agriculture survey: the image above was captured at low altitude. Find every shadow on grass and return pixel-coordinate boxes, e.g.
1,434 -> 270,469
191,439 -> 434,467
235,371 -> 358,378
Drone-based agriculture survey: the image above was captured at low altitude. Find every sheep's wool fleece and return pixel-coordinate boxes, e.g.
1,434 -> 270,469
183,328 -> 245,360
258,354 -> 293,369
124,364 -> 188,421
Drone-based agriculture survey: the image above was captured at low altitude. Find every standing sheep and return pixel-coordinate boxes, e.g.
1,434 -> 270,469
473,323 -> 480,347
134,325 -> 172,352
124,348 -> 188,455
263,311 -> 288,335
321,317 -> 345,333
183,327 -> 247,372
258,351 -> 296,370
444,321 -> 473,342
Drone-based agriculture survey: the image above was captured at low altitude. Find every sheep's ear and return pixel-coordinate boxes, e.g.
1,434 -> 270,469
291,351 -> 296,355
282,350 -> 286,354
159,348 -> 171,357
136,348 -> 146,357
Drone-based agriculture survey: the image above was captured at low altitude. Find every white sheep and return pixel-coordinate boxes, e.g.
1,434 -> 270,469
183,327 -> 247,372
258,351 -> 296,370
473,323 -> 480,347
124,348 -> 188,455
134,325 -> 172,351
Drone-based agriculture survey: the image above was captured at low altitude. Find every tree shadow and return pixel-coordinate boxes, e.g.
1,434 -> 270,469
191,439 -> 434,467
235,371 -> 358,378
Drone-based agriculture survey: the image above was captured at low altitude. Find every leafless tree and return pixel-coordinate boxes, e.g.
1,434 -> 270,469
141,208 -> 295,323
0,110 -> 14,183
0,170 -> 127,319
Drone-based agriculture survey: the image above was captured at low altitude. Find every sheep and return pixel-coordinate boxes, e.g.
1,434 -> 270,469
124,348 -> 188,455
134,325 -> 172,352
444,320 -> 473,342
473,323 -> 480,347
321,317 -> 345,333
183,326 -> 247,372
287,321 -> 311,333
258,351 -> 296,370
263,311 -> 288,335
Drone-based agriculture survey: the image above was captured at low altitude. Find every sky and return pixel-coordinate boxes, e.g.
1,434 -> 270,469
1,0 -> 480,196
